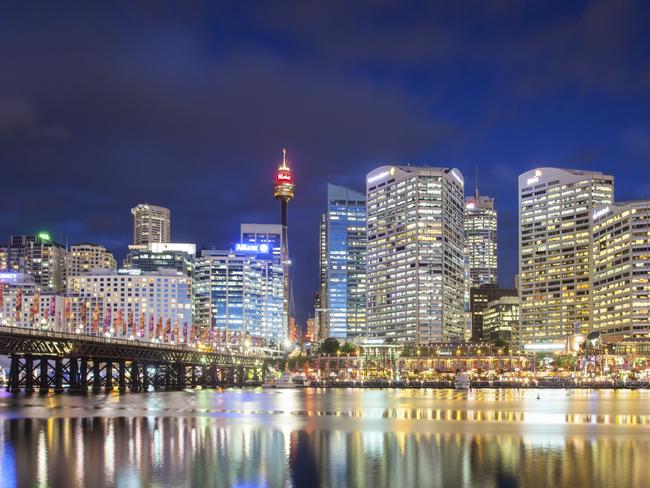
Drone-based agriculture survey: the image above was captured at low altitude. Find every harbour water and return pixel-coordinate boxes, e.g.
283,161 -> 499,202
1,388 -> 649,487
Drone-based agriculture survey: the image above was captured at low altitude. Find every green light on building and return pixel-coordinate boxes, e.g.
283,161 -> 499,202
37,232 -> 51,242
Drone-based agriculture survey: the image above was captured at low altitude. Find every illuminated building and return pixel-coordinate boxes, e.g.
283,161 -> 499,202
483,296 -> 520,345
318,184 -> 366,339
67,268 -> 191,336
518,168 -> 614,343
305,317 -> 316,342
0,246 -> 7,270
470,284 -> 517,341
591,201 -> 650,341
273,149 -> 295,339
465,191 -> 498,287
124,242 -> 195,277
193,244 -> 284,343
7,233 -> 66,292
366,165 -> 466,344
0,272 -> 66,329
66,243 -> 116,277
131,203 -> 171,245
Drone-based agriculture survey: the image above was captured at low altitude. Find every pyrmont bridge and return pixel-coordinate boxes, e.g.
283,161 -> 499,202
0,325 -> 269,394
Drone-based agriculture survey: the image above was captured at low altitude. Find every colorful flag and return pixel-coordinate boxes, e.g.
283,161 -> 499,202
49,296 -> 56,321
139,312 -> 145,337
156,317 -> 163,339
183,321 -> 188,342
92,305 -> 99,333
116,309 -> 123,336
173,320 -> 179,342
0,283 -> 4,308
31,292 -> 40,321
148,314 -> 154,338
80,301 -> 87,327
189,323 -> 195,343
165,317 -> 171,340
64,298 -> 71,321
103,306 -> 112,334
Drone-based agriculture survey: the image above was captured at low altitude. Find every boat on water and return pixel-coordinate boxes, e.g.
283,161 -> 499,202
292,374 -> 310,387
454,370 -> 470,390
276,371 -> 296,389
262,373 -> 276,388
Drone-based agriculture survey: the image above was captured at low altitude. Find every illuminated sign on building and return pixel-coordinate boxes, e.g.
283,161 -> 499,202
118,269 -> 142,275
367,171 -> 389,184
276,171 -> 292,183
235,243 -> 270,253
592,206 -> 611,220
0,273 -> 18,282
523,342 -> 565,352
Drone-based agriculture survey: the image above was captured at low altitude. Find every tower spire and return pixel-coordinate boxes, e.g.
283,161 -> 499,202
475,164 -> 479,199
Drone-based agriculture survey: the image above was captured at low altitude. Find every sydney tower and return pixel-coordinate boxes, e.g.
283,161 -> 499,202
274,148 -> 295,340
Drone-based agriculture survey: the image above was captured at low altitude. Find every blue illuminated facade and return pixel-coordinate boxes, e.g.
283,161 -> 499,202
319,184 -> 366,339
193,224 -> 285,344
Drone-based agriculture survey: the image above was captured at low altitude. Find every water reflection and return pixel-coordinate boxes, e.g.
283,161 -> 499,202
0,389 -> 649,487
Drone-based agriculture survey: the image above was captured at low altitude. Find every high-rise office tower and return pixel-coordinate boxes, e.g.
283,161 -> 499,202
124,242 -> 195,277
318,184 -> 366,339
366,166 -> 466,344
469,284 -> 517,341
8,233 -> 66,292
131,203 -> 171,245
591,201 -> 650,343
317,215 -> 329,338
273,149 -> 295,340
194,245 -> 284,343
518,168 -> 614,343
0,246 -> 7,271
483,296 -> 520,346
465,191 -> 498,288
66,243 -> 116,277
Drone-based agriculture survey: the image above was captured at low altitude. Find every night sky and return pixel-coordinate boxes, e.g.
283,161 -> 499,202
1,2 -> 650,324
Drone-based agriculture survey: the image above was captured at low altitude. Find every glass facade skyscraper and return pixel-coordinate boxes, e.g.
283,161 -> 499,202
193,247 -> 282,342
319,184 -> 366,339
465,192 -> 498,288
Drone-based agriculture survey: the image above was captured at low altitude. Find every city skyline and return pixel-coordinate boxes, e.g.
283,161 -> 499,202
2,3 -> 650,325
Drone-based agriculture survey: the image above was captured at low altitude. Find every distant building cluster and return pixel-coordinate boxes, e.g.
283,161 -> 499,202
0,205 -> 286,346
313,165 -> 650,356
2,163 -> 649,354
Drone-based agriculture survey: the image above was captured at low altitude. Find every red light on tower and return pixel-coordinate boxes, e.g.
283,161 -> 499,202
274,148 -> 295,202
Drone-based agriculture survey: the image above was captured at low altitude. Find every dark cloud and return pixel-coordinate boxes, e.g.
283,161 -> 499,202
1,2 -> 649,322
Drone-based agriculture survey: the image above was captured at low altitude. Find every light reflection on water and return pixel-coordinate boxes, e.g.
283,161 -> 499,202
0,388 -> 649,487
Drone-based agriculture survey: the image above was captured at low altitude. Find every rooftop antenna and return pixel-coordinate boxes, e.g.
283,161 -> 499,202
475,164 -> 479,199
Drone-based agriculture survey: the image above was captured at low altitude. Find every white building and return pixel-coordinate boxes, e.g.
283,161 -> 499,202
465,192 -> 498,288
366,165 -> 466,344
518,168 -> 614,344
0,272 -> 67,330
131,203 -> 171,245
66,243 -> 117,277
66,268 -> 192,338
591,201 -> 650,341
